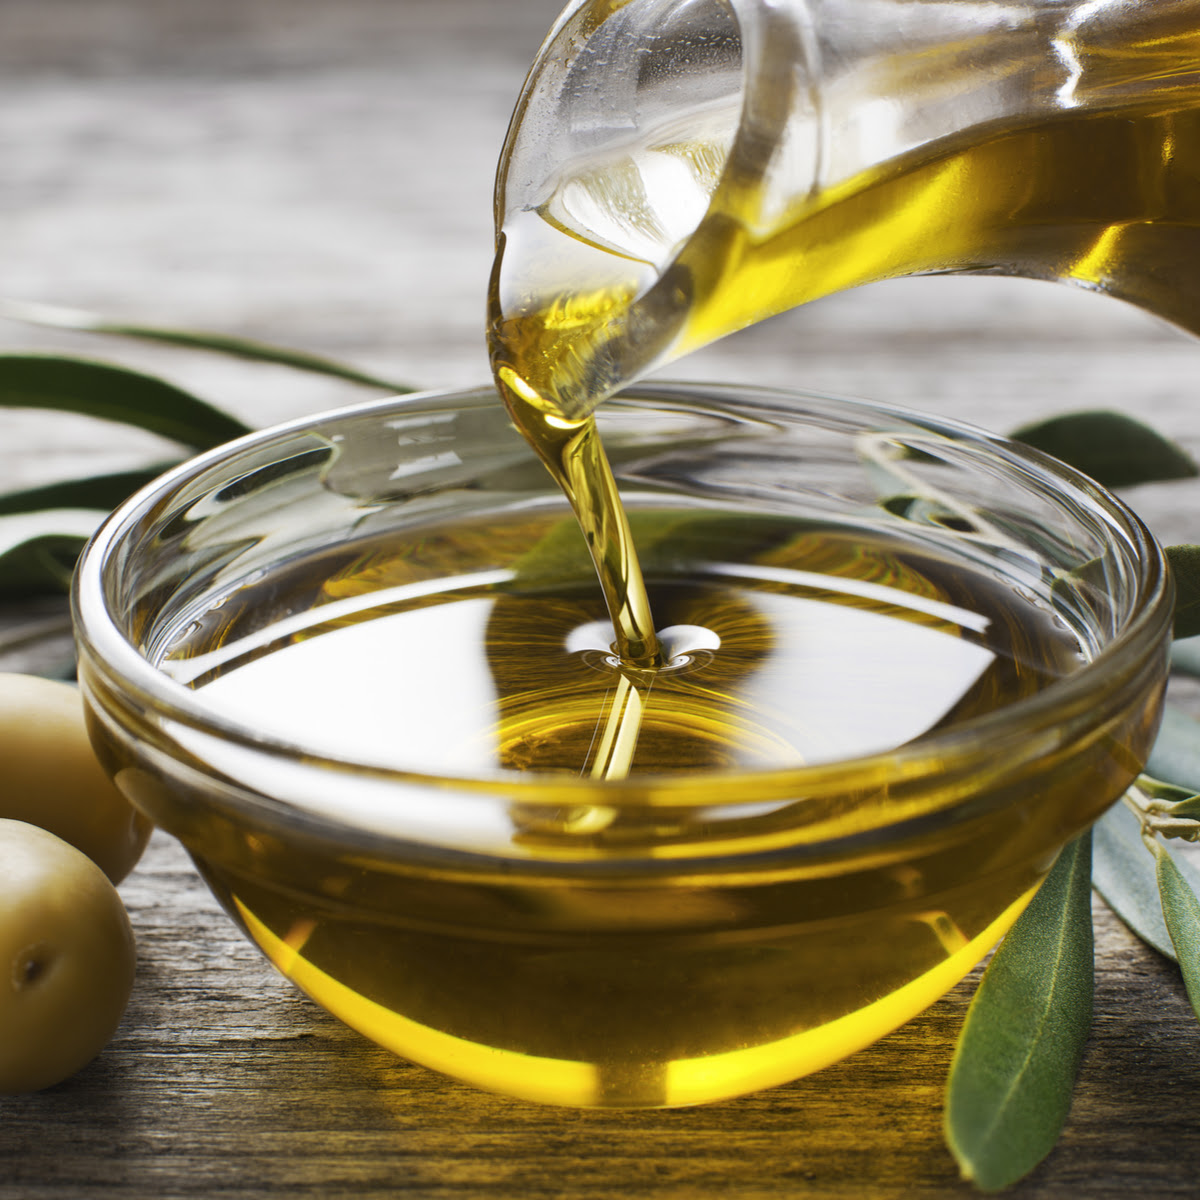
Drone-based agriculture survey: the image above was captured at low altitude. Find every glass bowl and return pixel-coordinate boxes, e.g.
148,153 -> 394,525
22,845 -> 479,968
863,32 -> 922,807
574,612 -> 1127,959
73,382 -> 1172,1108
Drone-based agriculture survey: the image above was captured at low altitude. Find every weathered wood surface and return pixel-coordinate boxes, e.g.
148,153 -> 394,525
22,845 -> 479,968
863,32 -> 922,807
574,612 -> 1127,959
3,2 -> 1200,1195
3,838 -> 1199,1200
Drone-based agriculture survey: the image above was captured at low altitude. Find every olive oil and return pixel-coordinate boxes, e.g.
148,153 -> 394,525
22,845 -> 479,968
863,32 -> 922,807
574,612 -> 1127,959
164,511 -> 1085,779
489,104 -> 1200,422
314,58 -> 1197,1104
159,507 -> 1125,1107
128,31 -> 1188,1108
489,98 -> 1200,720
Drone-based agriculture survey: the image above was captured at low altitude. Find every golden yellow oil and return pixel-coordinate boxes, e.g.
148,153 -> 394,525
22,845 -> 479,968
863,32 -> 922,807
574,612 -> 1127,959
372,74 -> 1194,1104
70,15 -> 1181,1110
489,104 -> 1200,422
145,508 -> 1148,1107
488,99 -> 1200,698
124,57 -> 1192,1107
165,511 -> 1085,778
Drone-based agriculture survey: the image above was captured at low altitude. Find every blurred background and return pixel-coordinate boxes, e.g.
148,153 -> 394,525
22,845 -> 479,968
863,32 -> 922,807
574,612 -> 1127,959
1,0 -> 1196,541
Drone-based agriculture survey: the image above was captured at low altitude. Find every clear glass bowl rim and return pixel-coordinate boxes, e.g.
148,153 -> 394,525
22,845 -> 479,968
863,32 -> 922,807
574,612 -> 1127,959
72,380 -> 1174,812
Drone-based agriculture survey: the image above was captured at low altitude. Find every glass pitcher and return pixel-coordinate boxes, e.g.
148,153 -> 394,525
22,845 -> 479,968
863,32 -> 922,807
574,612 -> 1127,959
488,0 -> 1200,420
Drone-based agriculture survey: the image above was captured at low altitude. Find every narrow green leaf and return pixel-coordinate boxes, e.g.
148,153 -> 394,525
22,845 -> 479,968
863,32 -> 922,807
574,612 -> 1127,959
0,533 -> 89,599
1156,850 -> 1200,1019
1094,799 -> 1177,959
944,835 -> 1093,1192
1011,410 -> 1197,488
0,354 -> 252,449
0,511 -> 105,600
1151,787 -> 1200,824
1167,545 -> 1200,640
1054,546 -> 1200,643
1146,704 -> 1200,793
1161,797 -> 1200,824
0,297 -> 413,394
0,463 -> 179,517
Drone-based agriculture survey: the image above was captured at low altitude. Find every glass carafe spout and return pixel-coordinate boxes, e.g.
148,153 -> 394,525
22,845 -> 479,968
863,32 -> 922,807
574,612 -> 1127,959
489,0 -> 1200,420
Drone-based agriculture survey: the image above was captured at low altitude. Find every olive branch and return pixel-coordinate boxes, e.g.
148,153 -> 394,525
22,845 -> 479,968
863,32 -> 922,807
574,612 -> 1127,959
3,298 -> 1200,1193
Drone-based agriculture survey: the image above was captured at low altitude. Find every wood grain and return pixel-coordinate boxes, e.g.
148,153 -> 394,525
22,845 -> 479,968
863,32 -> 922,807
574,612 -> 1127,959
2,2 -> 1200,1196
4,831 -> 1200,1199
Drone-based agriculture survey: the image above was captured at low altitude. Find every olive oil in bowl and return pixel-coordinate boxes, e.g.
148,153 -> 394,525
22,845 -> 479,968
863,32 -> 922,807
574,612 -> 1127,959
74,384 -> 1172,1106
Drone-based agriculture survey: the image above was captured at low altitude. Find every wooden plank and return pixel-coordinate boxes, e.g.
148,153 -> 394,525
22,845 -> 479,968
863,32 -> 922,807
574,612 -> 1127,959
2,830 -> 1199,1198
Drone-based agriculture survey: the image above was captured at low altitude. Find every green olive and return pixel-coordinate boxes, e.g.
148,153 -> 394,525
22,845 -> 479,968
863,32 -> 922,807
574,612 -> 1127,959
0,673 -> 152,883
0,818 -> 136,1092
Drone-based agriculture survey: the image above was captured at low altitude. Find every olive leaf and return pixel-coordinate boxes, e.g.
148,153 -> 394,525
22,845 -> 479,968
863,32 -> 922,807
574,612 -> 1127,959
0,466 -> 182,597
0,354 -> 251,450
1010,410 -> 1198,488
0,534 -> 86,599
1156,850 -> 1200,1020
0,510 -> 103,600
1094,800 -> 1175,958
1167,545 -> 1200,640
944,835 -> 1093,1193
1092,790 -> 1200,960
1146,704 -> 1200,793
0,464 -> 179,517
0,297 -> 413,394
1148,783 -> 1200,826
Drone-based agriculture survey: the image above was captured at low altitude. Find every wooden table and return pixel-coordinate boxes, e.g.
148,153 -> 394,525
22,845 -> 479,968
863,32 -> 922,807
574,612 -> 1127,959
2,3 -> 1200,1195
